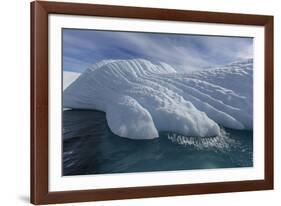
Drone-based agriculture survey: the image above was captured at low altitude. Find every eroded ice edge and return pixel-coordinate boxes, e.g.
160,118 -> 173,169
63,59 -> 253,140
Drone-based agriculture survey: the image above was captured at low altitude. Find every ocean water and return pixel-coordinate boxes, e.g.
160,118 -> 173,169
63,110 -> 253,176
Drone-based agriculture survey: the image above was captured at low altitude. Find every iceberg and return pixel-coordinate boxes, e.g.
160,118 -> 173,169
63,71 -> 81,90
64,59 -> 253,139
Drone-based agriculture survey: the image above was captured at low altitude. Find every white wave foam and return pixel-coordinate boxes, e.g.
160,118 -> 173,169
167,128 -> 237,151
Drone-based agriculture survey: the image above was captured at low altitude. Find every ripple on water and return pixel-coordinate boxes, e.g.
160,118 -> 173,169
63,110 -> 253,176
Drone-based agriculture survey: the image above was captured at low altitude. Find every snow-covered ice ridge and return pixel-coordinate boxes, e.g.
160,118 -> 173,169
64,59 -> 253,139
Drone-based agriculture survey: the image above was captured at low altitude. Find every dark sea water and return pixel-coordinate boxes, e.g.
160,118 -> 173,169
63,110 -> 253,176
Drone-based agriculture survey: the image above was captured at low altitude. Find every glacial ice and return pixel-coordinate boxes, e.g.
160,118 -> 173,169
63,71 -> 81,90
63,58 -> 253,139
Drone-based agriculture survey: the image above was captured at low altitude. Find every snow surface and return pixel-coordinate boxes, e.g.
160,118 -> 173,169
63,59 -> 253,139
63,71 -> 81,90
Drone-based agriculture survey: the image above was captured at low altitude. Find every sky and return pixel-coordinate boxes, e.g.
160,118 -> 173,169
63,29 -> 253,73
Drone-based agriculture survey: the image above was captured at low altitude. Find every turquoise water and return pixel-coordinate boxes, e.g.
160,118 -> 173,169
63,110 -> 253,176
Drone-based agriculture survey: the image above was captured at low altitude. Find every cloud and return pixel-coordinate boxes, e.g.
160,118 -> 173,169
63,56 -> 91,72
63,29 -> 253,73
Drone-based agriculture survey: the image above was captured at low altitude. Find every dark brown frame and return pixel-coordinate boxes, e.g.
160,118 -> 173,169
31,0 -> 274,204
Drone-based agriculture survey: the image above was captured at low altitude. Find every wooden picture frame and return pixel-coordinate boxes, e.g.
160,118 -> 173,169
31,0 -> 274,204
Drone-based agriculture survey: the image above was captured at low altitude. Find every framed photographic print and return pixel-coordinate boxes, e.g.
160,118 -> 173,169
30,0 -> 274,204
